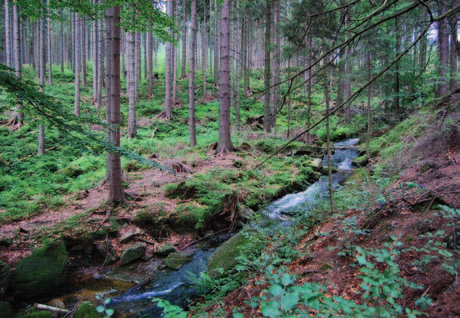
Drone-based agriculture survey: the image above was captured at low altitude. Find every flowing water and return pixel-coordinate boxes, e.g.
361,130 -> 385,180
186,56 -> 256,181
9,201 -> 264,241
105,138 -> 361,317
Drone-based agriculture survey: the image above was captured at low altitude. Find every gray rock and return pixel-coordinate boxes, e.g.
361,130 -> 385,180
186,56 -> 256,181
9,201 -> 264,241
155,243 -> 176,257
120,243 -> 146,266
120,225 -> 142,243
309,158 -> 323,172
164,250 -> 195,270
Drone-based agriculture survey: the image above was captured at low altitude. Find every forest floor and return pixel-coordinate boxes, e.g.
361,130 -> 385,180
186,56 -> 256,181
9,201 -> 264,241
205,119 -> 460,317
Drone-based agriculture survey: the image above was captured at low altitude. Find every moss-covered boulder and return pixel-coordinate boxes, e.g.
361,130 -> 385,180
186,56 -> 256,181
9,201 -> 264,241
10,243 -> 68,297
308,158 -> 323,172
0,261 -> 10,297
164,251 -> 194,270
352,155 -> 369,167
207,230 -> 264,279
119,243 -> 146,266
73,301 -> 105,318
16,311 -> 54,318
155,243 -> 176,257
0,301 -> 12,318
321,165 -> 338,175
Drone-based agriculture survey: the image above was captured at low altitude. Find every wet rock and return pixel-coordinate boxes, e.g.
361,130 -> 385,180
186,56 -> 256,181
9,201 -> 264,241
321,165 -> 338,175
0,301 -> 12,318
10,243 -> 68,297
308,158 -> 323,172
120,225 -> 142,243
155,243 -> 176,257
120,243 -> 146,266
73,301 -> 105,318
308,171 -> 321,183
164,251 -> 195,270
207,230 -> 264,279
0,261 -> 10,297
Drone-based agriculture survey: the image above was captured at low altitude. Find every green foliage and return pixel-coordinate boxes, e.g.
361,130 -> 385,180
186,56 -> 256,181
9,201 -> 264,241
153,299 -> 187,318
95,294 -> 114,317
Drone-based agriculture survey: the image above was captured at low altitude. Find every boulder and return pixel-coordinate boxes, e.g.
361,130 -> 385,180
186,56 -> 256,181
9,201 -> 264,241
10,243 -> 68,297
164,251 -> 195,270
207,230 -> 264,279
119,243 -> 146,266
155,243 -> 176,257
308,158 -> 323,172
119,225 -> 142,243
0,261 -> 10,297
0,301 -> 12,318
352,155 -> 369,167
321,165 -> 338,175
73,301 -> 105,318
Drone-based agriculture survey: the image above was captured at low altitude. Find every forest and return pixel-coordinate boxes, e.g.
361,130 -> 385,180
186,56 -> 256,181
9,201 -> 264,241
0,0 -> 459,317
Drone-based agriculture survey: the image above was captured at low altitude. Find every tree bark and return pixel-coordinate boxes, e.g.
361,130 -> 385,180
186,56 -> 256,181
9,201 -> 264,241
81,16 -> 87,87
164,0 -> 173,118
74,12 -> 81,116
214,0 -> 220,87
148,29 -> 153,97
217,0 -> 234,153
106,6 -> 124,203
189,0 -> 197,146
5,0 -> 10,67
324,68 -> 334,213
180,0 -> 187,79
272,0 -> 280,130
263,0 -> 272,133
12,2 -> 23,126
448,12 -> 458,92
96,0 -> 104,110
437,2 -> 449,97
127,31 -> 136,138
202,2 -> 208,97
38,10 -> 46,155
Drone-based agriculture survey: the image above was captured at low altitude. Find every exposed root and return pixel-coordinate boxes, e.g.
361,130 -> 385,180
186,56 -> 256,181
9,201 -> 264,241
167,160 -> 191,174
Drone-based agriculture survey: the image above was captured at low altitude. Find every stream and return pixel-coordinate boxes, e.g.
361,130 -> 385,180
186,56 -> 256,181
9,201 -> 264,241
79,138 -> 360,317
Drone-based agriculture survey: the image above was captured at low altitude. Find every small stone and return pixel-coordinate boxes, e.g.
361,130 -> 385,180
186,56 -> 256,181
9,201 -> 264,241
120,243 -> 146,266
120,225 -> 142,243
309,158 -> 323,172
164,250 -> 195,270
155,243 -> 176,257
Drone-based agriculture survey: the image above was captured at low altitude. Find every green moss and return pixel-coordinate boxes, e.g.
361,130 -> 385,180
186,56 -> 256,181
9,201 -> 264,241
207,229 -> 264,279
10,243 -> 69,297
164,251 -> 193,270
16,311 -> 54,318
73,301 -> 105,318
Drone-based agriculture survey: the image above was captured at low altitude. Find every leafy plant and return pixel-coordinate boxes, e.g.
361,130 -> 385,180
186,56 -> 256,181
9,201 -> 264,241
95,294 -> 114,317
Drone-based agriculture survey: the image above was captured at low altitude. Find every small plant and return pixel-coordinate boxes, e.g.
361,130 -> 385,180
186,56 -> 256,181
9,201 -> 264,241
152,298 -> 187,318
95,294 -> 114,317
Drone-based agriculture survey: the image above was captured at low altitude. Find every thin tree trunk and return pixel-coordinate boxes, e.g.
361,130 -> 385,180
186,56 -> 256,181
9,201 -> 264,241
5,0 -> 10,67
217,0 -> 234,153
148,29 -> 153,97
96,1 -> 104,110
202,3 -> 207,97
12,2 -> 23,126
189,0 -> 197,146
81,16 -> 87,86
172,0 -> 178,103
366,50 -> 372,159
60,9 -> 64,72
47,0 -> 52,85
448,14 -> 458,92
394,14 -> 401,121
242,6 -> 248,98
92,2 -> 98,105
307,33 -> 312,144
180,0 -> 187,79
263,0 -> 272,133
127,31 -> 136,138
324,68 -> 334,213
164,0 -> 173,118
272,0 -> 280,130
74,12 -> 81,116
235,0 -> 241,128
134,31 -> 139,103
38,11 -> 46,155
214,0 -> 220,87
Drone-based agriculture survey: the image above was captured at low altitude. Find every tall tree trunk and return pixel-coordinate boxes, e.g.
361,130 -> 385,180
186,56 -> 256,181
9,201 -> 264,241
134,31 -> 139,103
324,68 -> 334,213
235,0 -> 241,128
394,14 -> 401,121
5,0 -> 11,67
60,9 -> 64,72
74,12 -> 81,116
189,0 -> 197,146
202,2 -> 207,97
106,6 -> 124,203
242,6 -> 248,98
217,0 -> 234,153
366,50 -> 372,159
272,0 -> 280,129
214,0 -> 220,87
263,0 -> 272,133
92,2 -> 98,105
96,1 -> 104,110
12,2 -> 23,126
307,33 -> 312,144
148,29 -> 153,97
448,13 -> 458,92
38,12 -> 46,155
437,2 -> 449,97
180,0 -> 187,79
164,0 -> 173,118
173,0 -> 178,103
127,31 -> 136,138
81,16 -> 87,86
47,0 -> 52,85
